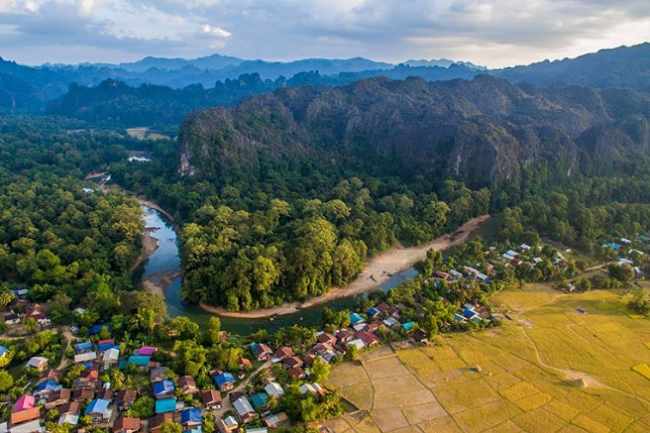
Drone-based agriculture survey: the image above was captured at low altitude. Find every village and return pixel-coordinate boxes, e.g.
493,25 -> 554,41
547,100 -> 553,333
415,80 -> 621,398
2,231 -> 650,433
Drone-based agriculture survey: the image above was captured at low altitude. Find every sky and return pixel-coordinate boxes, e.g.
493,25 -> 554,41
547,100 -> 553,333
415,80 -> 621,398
1,0 -> 650,68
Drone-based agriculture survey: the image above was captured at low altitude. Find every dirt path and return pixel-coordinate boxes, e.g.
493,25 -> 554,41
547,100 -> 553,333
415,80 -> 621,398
56,328 -> 73,370
212,360 -> 272,417
202,214 -> 491,319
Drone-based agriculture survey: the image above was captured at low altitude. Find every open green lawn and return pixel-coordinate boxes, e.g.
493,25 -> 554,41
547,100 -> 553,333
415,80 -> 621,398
326,285 -> 650,433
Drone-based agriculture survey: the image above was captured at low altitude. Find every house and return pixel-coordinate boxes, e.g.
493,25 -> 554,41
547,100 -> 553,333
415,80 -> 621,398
618,258 -> 635,266
303,354 -> 316,367
263,412 -> 289,429
13,396 -> 35,413
115,390 -> 137,411
283,356 -> 303,369
239,358 -> 252,370
181,408 -> 202,430
383,317 -> 399,328
4,313 -> 20,325
402,321 -> 415,331
148,413 -> 174,433
200,389 -> 222,410
367,307 -> 381,319
214,372 -> 235,391
411,328 -> 429,345
102,348 -> 120,369
150,367 -> 169,383
97,339 -> 115,352
178,376 -> 198,395
98,388 -> 113,401
25,304 -> 46,322
58,414 -> 79,427
287,367 -> 306,380
264,382 -> 284,399
74,342 -> 93,354
10,420 -> 43,433
88,324 -> 111,336
85,399 -> 112,424
153,380 -> 175,399
316,332 -> 337,346
347,339 -> 365,350
113,416 -> 140,433
335,329 -> 355,344
45,389 -> 71,409
216,416 -> 238,433
462,309 -> 479,320
34,379 -> 59,399
300,383 -> 326,396
125,355 -> 151,369
72,388 -> 95,402
349,312 -> 365,326
155,398 -> 176,414
251,393 -> 269,411
38,369 -> 61,384
10,408 -> 40,426
250,343 -> 273,361
25,357 -> 48,371
449,269 -> 463,279
74,352 -> 97,365
247,428 -> 268,433
434,271 -> 451,281
273,347 -> 294,361
138,346 -> 157,356
232,397 -> 257,424
355,331 -> 380,347
59,401 -> 81,416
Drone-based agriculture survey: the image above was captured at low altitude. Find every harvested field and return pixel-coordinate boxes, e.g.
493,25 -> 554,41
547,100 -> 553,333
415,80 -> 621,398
325,285 -> 650,433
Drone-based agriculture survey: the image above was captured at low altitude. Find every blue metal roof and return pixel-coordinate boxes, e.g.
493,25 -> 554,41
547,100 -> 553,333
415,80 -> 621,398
367,308 -> 380,317
462,309 -> 477,319
35,380 -> 57,393
251,393 -> 269,409
181,408 -> 202,424
126,355 -> 151,367
85,399 -> 110,415
75,341 -> 93,353
97,342 -> 114,352
155,398 -> 176,414
350,312 -> 365,325
214,372 -> 235,386
88,324 -> 111,335
153,380 -> 175,395
0,346 -> 7,357
402,321 -> 414,331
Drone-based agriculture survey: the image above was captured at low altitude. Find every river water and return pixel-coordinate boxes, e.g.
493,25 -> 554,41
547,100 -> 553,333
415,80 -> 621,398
139,206 -> 419,334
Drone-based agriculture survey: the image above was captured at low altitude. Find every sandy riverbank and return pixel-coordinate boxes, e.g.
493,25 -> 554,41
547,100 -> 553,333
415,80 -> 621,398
200,214 -> 491,319
129,228 -> 159,272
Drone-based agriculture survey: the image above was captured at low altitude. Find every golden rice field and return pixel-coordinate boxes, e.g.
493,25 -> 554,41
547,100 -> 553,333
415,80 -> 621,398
325,284 -> 650,433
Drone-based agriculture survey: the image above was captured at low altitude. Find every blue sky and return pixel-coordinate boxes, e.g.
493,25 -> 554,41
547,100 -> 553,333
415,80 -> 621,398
1,0 -> 650,67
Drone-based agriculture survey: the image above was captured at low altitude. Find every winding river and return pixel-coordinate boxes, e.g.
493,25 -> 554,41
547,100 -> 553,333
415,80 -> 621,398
139,206 -> 420,334
139,204 -> 497,334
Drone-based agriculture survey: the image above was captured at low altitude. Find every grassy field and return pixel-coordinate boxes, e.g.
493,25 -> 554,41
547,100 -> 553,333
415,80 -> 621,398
325,284 -> 650,433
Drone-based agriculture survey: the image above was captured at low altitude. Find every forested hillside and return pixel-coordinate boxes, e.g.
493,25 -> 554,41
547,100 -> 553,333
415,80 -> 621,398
178,75 -> 650,190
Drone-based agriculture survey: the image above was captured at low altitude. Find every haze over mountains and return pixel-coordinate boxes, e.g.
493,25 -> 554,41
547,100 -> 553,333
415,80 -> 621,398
4,43 -> 650,116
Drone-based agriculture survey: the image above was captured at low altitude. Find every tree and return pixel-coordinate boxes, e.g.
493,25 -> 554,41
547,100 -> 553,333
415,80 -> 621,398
0,370 -> 14,392
126,396 -> 155,419
628,288 -> 650,316
159,421 -> 183,433
422,314 -> 439,340
344,343 -> 359,362
24,318 -> 38,334
310,357 -> 331,382
608,263 -> 634,282
204,317 -> 222,346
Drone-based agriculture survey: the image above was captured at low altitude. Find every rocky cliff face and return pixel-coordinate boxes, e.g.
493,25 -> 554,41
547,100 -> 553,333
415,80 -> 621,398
178,75 -> 650,187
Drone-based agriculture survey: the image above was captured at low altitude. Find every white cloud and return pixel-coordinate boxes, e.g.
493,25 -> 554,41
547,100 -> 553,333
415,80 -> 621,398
0,0 -> 649,66
203,24 -> 230,38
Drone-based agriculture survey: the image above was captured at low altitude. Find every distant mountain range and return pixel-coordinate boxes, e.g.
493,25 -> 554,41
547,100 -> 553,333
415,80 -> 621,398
4,43 -> 650,117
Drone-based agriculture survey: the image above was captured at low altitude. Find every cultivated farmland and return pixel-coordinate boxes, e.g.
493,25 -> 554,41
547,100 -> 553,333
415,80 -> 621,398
325,284 -> 650,433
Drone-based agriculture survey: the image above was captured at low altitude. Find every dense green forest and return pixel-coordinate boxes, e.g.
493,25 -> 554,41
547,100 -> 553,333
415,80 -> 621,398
112,140 -> 490,310
0,116 -> 144,317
